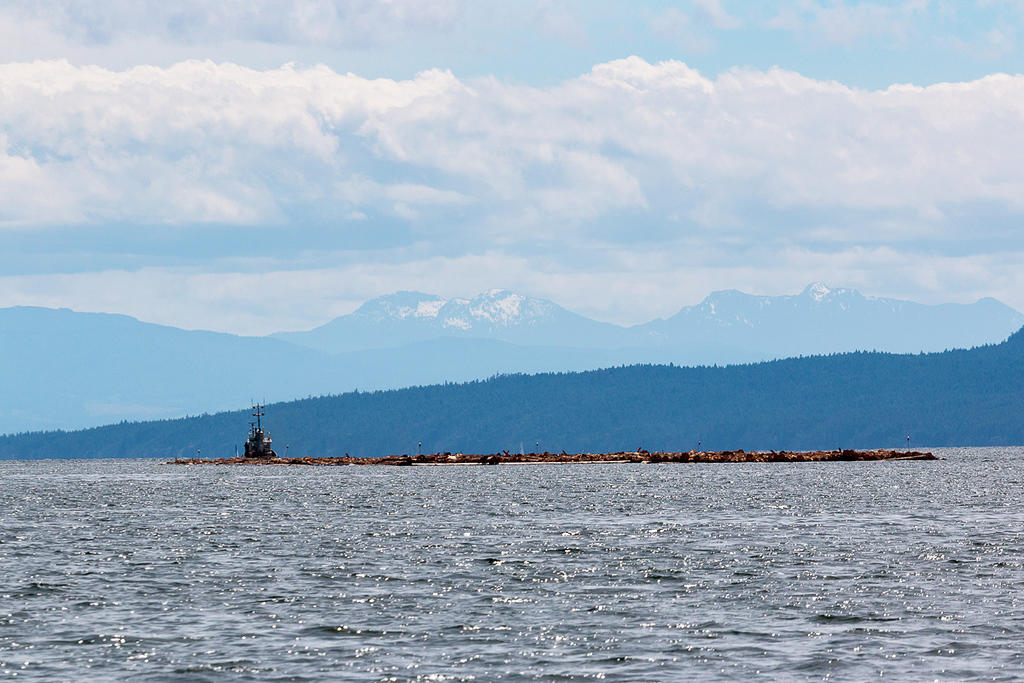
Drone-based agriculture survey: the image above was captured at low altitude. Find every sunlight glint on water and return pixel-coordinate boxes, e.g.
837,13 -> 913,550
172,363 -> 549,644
1,447 -> 1022,680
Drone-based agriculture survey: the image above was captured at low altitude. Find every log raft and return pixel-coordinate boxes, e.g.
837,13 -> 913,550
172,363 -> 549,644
167,448 -> 936,466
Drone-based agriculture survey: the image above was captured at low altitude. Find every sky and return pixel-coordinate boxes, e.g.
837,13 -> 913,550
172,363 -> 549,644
2,0 -> 1024,334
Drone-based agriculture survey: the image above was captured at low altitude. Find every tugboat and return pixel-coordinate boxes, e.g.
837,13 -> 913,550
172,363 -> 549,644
243,403 -> 278,459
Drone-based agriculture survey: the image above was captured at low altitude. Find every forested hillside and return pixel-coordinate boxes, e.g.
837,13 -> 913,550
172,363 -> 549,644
2,328 -> 1022,460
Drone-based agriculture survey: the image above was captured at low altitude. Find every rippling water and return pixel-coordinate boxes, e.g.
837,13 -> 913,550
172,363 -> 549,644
2,447 -> 1023,680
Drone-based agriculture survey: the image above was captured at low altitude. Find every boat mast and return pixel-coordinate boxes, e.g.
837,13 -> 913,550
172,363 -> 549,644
253,403 -> 264,433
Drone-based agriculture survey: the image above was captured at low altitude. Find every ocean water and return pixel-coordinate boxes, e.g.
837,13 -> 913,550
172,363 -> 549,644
1,447 -> 1023,681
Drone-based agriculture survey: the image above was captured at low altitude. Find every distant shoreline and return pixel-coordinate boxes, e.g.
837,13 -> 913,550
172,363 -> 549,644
167,448 -> 937,466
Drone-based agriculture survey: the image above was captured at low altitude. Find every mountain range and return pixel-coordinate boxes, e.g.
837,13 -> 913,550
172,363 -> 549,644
272,288 -> 637,351
4,325 -> 1023,460
275,284 -> 1023,356
1,283 -> 1020,435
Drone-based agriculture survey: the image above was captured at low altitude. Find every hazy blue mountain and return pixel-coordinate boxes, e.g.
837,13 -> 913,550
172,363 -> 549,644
274,284 -> 1024,358
0,306 -> 664,435
2,284 -> 1021,435
4,325 -> 1023,460
0,306 -> 347,434
272,289 -> 636,352
636,283 -> 1024,356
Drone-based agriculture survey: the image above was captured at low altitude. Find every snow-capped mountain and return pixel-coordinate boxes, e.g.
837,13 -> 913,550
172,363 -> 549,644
634,282 -> 1024,356
272,289 -> 635,353
435,289 -> 562,331
352,291 -> 448,322
357,289 -> 566,331
275,283 -> 1024,357
3,284 -> 1021,434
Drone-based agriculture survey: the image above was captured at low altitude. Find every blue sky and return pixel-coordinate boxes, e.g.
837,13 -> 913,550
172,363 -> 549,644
1,1 -> 1023,333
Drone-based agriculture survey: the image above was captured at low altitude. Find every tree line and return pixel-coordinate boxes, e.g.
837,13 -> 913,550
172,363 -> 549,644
2,328 -> 1022,460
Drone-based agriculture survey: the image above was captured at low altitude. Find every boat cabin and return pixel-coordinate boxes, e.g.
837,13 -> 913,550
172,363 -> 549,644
243,403 -> 278,458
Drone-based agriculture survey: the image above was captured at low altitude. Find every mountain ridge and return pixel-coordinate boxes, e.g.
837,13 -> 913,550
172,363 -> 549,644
3,324 -> 1023,460
275,283 -> 1024,355
2,285 -> 1021,435
273,288 -> 635,352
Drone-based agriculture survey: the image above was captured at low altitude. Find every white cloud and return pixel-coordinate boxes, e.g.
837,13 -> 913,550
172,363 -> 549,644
693,0 -> 743,30
651,8 -> 717,53
945,26 -> 1017,60
531,0 -> 589,45
766,1 -> 929,47
651,0 -> 742,52
0,1 -> 464,48
0,56 -> 1023,240
3,56 -> 1024,329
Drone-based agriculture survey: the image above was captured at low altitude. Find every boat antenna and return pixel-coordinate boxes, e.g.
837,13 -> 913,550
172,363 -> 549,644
252,403 -> 264,432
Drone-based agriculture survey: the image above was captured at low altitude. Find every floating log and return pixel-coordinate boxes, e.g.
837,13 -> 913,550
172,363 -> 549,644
167,448 -> 936,466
